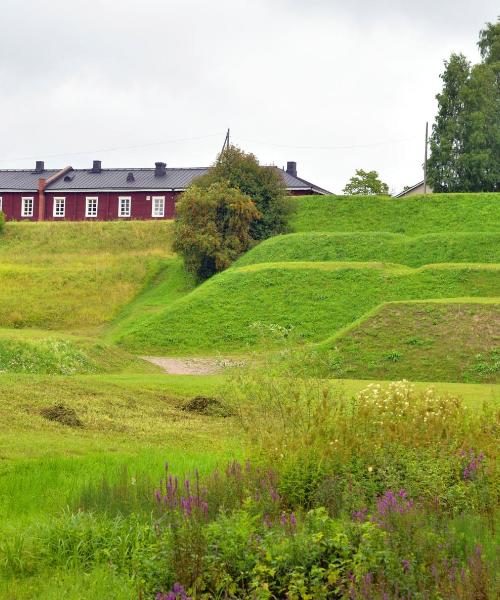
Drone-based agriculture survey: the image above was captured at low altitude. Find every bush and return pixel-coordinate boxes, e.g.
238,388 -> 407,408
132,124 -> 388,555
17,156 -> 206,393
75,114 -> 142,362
173,181 -> 260,280
195,145 -> 295,241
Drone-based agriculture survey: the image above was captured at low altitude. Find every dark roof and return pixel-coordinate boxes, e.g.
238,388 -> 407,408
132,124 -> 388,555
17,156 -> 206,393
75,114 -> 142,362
0,166 -> 331,194
0,169 -> 61,191
394,180 -> 425,198
278,169 -> 331,194
47,167 -> 209,191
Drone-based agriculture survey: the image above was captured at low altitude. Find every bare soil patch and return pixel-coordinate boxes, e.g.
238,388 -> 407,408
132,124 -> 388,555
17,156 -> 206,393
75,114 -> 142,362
142,356 -> 240,375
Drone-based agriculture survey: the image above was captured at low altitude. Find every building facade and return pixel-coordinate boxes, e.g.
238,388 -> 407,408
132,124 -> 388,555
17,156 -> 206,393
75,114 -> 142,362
0,160 -> 330,222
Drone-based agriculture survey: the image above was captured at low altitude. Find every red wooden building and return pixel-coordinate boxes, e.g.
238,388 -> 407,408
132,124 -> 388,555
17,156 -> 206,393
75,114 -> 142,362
0,160 -> 330,222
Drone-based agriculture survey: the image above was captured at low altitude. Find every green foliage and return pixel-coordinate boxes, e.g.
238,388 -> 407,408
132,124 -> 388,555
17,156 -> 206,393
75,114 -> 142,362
195,145 -> 295,240
0,211 -> 4,234
342,169 -> 389,195
173,182 -> 260,281
0,338 -> 95,375
428,21 -> 500,192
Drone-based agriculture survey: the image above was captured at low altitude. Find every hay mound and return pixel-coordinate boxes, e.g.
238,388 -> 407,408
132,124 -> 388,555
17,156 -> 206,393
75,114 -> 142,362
40,403 -> 84,428
182,396 -> 232,417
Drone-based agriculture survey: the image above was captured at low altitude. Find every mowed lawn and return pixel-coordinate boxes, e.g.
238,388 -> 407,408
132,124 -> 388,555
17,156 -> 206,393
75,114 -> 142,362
116,263 -> 500,354
290,193 -> 500,233
236,231 -> 500,267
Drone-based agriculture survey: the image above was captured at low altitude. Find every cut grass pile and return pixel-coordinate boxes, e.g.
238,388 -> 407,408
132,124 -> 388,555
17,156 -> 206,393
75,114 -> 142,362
117,263 -> 500,354
291,192 -> 500,233
291,301 -> 500,383
0,328 -> 158,375
237,231 -> 500,267
0,221 -> 175,330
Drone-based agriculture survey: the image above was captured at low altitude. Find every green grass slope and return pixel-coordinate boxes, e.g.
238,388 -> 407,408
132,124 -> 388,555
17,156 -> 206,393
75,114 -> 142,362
116,263 -> 500,354
291,193 -> 500,233
104,258 -> 195,344
0,328 -> 159,375
237,232 -> 500,267
0,221 -> 174,330
292,300 -> 500,383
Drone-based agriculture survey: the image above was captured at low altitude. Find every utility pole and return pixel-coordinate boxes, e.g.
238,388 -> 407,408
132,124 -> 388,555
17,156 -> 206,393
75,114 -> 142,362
424,121 -> 429,194
220,128 -> 230,155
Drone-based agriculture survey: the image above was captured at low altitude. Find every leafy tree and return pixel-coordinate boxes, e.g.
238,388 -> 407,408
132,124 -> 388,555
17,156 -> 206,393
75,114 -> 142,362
195,146 -> 295,240
428,20 -> 500,192
173,181 -> 260,281
342,169 -> 389,195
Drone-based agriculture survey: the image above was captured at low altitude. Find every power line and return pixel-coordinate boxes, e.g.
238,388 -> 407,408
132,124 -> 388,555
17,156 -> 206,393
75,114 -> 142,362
0,132 -> 224,164
236,135 -> 419,151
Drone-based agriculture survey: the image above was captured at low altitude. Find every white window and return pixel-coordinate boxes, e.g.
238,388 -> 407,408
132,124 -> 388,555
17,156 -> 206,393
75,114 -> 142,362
0,197 -> 3,212
85,197 -> 98,218
152,196 -> 165,218
21,197 -> 34,217
118,196 -> 131,217
53,197 -> 66,218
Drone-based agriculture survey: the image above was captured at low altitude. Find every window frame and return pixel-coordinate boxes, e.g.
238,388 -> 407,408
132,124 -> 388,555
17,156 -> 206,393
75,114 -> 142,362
0,197 -> 3,212
118,196 -> 132,218
151,195 -> 165,218
85,196 -> 99,218
21,196 -> 34,217
53,196 -> 66,218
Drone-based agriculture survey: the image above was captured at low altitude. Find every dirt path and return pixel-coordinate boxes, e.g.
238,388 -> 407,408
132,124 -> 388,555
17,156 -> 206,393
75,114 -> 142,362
142,356 -> 241,375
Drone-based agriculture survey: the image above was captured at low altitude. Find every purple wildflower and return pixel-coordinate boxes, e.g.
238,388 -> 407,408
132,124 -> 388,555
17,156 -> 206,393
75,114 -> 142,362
402,559 -> 410,572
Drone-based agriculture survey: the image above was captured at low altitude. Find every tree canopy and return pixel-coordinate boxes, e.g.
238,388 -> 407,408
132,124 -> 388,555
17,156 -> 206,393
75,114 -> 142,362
342,169 -> 389,196
173,181 -> 260,281
195,146 -> 295,240
428,20 -> 500,192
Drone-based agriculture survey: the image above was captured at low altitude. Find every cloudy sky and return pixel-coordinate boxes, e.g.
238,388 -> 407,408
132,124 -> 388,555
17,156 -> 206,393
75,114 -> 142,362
0,0 -> 497,194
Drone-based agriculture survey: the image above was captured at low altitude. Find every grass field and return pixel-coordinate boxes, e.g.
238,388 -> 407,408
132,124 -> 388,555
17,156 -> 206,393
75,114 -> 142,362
116,262 -> 500,354
0,373 -> 234,524
0,193 -> 499,598
290,193 -> 500,233
287,300 -> 500,383
0,221 -> 175,330
236,231 -> 500,267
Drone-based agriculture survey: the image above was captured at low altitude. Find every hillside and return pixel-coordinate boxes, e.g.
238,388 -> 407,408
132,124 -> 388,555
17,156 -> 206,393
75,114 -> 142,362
0,221 -> 175,330
116,262 -> 500,354
115,192 -> 500,370
291,193 -> 500,233
236,232 -> 500,267
290,300 -> 500,383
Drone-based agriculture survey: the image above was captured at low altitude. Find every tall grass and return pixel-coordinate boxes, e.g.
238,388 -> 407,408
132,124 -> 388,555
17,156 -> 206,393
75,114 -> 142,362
0,221 -> 177,329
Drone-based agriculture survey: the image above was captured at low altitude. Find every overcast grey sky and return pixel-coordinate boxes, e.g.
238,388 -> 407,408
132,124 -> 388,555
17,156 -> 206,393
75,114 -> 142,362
0,0 -> 497,193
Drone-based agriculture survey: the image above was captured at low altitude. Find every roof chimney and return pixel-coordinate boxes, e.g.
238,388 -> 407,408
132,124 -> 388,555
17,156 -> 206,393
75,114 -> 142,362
155,162 -> 167,177
286,161 -> 297,178
92,160 -> 102,173
35,161 -> 45,174
127,172 -> 135,182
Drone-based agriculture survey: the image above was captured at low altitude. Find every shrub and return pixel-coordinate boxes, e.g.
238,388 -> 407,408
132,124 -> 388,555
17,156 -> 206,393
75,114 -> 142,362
173,181 -> 260,280
195,145 -> 295,240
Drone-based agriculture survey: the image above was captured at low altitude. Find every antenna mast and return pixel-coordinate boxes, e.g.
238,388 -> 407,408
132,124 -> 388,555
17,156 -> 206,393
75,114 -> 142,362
220,128 -> 230,155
